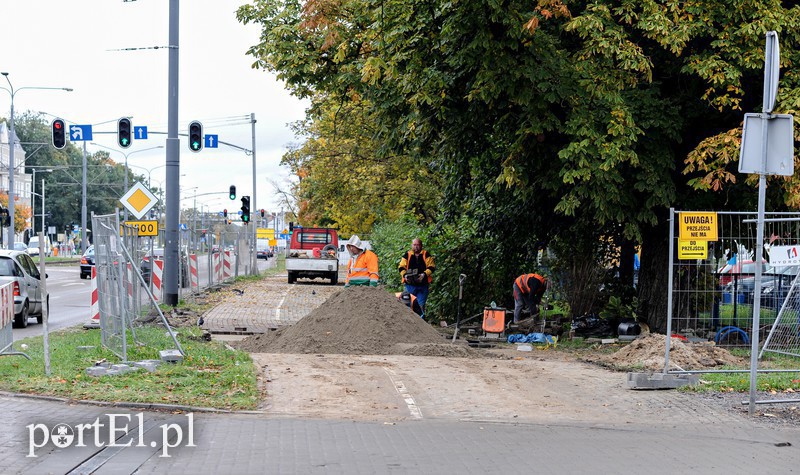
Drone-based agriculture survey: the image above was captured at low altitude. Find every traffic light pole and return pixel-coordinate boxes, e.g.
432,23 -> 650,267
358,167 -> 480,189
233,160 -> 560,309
164,0 -> 180,306
251,113 -> 257,275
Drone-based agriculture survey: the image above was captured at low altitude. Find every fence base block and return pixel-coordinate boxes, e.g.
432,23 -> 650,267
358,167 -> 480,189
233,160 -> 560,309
627,372 -> 699,390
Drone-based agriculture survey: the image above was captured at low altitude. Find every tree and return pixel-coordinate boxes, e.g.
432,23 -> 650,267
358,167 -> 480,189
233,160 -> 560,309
239,1 -> 800,329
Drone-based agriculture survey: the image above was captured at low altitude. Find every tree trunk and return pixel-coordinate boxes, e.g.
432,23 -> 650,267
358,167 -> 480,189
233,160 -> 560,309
638,210 -> 670,333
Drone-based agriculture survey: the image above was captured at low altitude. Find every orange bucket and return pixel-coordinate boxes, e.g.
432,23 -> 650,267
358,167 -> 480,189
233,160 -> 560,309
482,307 -> 506,333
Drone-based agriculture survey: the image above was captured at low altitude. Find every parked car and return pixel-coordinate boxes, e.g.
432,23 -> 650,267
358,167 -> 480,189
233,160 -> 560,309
0,250 -> 48,328
80,245 -> 95,280
760,266 -> 800,309
141,248 -> 189,287
11,243 -> 27,253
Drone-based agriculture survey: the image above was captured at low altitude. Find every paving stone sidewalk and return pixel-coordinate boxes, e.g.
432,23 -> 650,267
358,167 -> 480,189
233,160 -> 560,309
201,270 -> 342,333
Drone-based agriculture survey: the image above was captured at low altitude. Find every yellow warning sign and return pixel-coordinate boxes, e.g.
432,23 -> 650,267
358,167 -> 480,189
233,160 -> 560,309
257,228 -> 275,239
678,240 -> 708,260
122,220 -> 159,237
120,182 -> 159,220
678,212 -> 718,241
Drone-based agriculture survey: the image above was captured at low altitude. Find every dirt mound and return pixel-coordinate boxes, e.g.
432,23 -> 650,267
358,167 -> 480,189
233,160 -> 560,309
400,343 -> 482,358
235,287 -> 445,355
597,333 -> 744,371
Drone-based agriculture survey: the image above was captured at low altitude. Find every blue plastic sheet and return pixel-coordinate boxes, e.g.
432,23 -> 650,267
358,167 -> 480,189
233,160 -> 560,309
507,333 -> 554,344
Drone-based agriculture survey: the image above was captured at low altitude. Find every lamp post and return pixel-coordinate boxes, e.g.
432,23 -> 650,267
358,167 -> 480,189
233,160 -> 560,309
29,167 -> 53,236
89,143 -> 164,220
0,73 -> 72,248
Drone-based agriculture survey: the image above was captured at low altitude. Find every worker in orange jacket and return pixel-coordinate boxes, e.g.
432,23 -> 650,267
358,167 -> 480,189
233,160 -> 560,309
513,273 -> 547,323
396,291 -> 423,317
345,235 -> 379,287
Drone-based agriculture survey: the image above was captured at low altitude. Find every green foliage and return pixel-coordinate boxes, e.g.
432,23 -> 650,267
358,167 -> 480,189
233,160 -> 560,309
600,296 -> 638,322
238,0 -> 800,328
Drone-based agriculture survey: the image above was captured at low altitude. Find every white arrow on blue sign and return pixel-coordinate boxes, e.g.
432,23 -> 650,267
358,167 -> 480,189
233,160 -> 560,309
135,126 -> 148,140
70,125 -> 93,141
204,135 -> 219,148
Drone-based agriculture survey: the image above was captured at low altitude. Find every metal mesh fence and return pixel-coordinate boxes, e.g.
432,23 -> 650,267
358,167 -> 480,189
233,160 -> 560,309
92,212 -> 182,362
668,209 -> 800,371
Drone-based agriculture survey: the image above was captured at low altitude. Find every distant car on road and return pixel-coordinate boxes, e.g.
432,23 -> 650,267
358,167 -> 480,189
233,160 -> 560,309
11,243 -> 27,253
0,250 -> 48,328
80,245 -> 95,280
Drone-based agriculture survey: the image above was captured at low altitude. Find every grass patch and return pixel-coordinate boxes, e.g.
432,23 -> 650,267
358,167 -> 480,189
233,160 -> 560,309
0,326 -> 259,410
682,350 -> 800,393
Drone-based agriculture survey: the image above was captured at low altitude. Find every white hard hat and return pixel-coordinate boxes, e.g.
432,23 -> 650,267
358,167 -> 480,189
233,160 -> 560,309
346,235 -> 363,250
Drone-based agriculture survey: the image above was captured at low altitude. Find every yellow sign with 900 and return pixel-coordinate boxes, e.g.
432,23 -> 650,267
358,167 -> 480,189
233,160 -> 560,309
122,220 -> 159,237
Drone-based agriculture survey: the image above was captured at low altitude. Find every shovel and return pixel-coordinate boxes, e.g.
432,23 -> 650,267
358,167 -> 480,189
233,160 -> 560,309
452,274 -> 466,343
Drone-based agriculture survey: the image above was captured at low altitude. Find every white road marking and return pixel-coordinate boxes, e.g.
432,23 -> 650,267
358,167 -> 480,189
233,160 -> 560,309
383,367 -> 423,419
275,288 -> 289,322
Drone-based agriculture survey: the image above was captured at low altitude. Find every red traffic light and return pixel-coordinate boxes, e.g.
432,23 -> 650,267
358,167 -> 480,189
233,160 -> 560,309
223,209 -> 228,217
260,209 -> 265,217
51,119 -> 66,149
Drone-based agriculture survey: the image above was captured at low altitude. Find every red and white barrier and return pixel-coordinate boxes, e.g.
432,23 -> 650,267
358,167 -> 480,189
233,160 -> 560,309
223,251 -> 232,279
189,254 -> 199,291
213,252 -> 222,283
152,260 -> 164,301
84,266 -> 100,329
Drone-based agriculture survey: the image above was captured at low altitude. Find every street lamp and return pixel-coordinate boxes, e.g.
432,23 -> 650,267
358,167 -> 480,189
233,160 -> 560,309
29,167 -> 53,236
90,143 -> 164,220
0,73 -> 72,248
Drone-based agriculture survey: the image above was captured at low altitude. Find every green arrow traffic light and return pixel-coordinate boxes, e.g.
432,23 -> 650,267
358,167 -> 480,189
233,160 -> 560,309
188,121 -> 203,152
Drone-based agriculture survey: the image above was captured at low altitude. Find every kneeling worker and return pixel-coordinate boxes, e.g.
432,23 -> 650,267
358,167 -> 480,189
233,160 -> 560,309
513,273 -> 547,324
396,291 -> 423,317
345,235 -> 379,287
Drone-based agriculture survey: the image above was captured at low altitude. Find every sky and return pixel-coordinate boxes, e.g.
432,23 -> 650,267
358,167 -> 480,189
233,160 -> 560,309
0,0 -> 308,216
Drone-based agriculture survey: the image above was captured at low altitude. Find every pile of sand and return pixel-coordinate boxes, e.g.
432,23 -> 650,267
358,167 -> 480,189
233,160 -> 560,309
597,333 -> 744,371
235,287 -> 446,355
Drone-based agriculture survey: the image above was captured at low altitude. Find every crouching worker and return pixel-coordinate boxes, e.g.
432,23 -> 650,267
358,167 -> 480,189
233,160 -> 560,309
345,235 -> 379,287
396,291 -> 423,317
513,273 -> 547,324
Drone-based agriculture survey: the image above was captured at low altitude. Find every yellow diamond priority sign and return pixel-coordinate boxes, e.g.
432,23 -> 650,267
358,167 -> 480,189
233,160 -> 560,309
120,182 -> 159,219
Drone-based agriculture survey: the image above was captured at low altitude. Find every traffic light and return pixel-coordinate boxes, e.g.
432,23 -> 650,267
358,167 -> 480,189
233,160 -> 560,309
223,209 -> 228,218
289,221 -> 294,231
229,185 -> 236,200
51,119 -> 66,149
117,118 -> 132,148
240,196 -> 251,223
260,209 -> 265,218
188,121 -> 203,152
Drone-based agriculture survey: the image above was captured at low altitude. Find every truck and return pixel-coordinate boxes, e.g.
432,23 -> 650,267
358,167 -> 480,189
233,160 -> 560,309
285,227 -> 339,285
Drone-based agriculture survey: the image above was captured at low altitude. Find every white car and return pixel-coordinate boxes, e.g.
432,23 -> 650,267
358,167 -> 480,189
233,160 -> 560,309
0,250 -> 48,328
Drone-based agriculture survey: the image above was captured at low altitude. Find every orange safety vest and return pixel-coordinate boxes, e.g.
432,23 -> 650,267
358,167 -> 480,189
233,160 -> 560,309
347,249 -> 379,286
399,250 -> 435,284
514,273 -> 546,295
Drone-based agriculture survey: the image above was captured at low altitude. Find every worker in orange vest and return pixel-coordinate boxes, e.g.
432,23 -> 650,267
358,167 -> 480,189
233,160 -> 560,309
395,291 -> 423,317
513,273 -> 547,323
345,235 -> 379,287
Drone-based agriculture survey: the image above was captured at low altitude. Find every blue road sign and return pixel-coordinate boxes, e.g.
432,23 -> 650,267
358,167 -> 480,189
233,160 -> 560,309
237,210 -> 243,215
218,211 -> 224,217
279,233 -> 290,240
70,124 -> 93,141
134,126 -> 148,140
180,223 -> 188,230
205,135 -> 219,148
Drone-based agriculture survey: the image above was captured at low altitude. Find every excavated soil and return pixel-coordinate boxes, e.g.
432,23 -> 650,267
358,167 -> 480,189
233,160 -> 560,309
234,286 -> 446,355
595,333 -> 744,371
